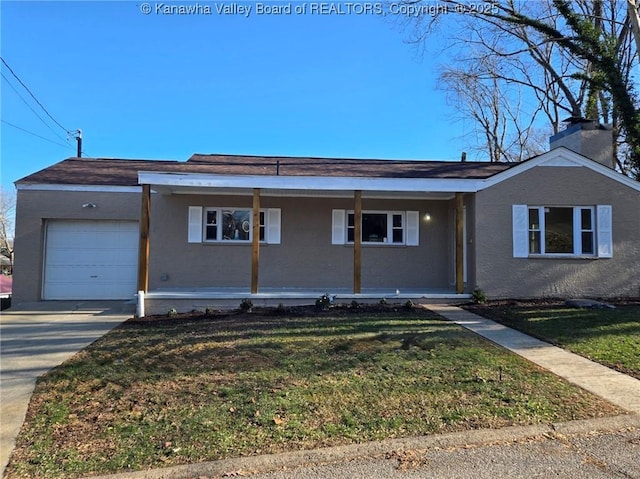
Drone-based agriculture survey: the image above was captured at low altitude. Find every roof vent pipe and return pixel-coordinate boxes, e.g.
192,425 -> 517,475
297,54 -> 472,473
460,151 -> 467,162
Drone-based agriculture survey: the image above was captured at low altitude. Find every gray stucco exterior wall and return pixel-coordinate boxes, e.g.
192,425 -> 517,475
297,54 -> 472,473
474,166 -> 640,299
148,194 -> 454,291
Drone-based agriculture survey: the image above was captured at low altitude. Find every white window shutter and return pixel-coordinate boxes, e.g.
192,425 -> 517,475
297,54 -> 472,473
406,211 -> 419,246
332,210 -> 346,245
267,208 -> 281,244
512,205 -> 528,258
188,206 -> 203,243
597,205 -> 613,258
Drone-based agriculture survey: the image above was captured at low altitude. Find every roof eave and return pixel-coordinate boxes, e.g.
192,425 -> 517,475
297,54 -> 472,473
137,171 -> 484,193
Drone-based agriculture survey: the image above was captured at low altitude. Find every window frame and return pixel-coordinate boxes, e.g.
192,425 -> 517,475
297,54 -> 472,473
202,207 -> 267,244
527,206 -> 596,257
346,210 -> 407,245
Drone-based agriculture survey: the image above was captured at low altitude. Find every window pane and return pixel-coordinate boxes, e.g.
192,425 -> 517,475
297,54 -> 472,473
393,214 -> 403,228
206,225 -> 217,241
205,210 -> 217,240
582,232 -> 594,254
221,209 -> 251,241
545,207 -> 573,253
347,213 -> 354,242
529,231 -> 541,254
529,209 -> 539,229
393,229 -> 403,243
581,208 -> 592,230
260,212 -> 265,241
362,213 -> 386,242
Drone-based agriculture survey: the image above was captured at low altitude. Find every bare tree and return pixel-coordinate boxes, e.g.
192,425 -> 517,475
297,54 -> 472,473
0,187 -> 15,275
440,58 -> 547,162
392,0 -> 639,176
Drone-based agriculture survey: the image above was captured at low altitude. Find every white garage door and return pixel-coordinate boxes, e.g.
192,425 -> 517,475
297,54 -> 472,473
44,220 -> 139,300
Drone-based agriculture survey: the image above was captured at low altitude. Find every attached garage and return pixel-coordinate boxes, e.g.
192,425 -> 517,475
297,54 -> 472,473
43,220 -> 139,300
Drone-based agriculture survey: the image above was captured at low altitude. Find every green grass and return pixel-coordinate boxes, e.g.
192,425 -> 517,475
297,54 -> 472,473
466,303 -> 640,379
6,308 -> 624,478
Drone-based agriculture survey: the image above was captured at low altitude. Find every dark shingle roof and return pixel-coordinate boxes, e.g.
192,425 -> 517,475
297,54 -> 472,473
16,154 -> 516,186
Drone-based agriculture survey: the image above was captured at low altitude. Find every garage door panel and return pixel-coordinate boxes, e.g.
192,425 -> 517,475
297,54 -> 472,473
44,264 -> 138,282
45,247 -> 138,267
44,220 -> 139,300
44,280 -> 138,301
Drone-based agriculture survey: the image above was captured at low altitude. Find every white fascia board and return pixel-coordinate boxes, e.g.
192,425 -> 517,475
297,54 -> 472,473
137,171 -> 482,193
16,184 -> 142,193
479,147 -> 640,192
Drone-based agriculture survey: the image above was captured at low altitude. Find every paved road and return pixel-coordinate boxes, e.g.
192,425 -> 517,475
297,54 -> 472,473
0,301 -> 133,476
247,425 -> 640,479
89,416 -> 640,479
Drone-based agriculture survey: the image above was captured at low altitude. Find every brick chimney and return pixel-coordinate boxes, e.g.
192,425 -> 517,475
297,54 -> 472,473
549,118 -> 614,169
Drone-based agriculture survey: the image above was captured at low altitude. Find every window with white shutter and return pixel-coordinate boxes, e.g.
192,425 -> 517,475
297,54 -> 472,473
513,204 -> 612,258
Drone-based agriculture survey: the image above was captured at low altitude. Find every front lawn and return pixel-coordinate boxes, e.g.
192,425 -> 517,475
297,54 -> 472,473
465,301 -> 640,379
5,306 -> 624,478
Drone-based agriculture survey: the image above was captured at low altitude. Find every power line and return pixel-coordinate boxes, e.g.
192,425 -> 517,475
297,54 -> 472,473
1,119 -> 75,150
1,56 -> 72,135
1,73 -> 71,145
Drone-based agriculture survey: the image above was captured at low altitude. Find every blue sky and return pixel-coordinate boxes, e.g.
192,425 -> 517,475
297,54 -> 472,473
1,1 -> 473,192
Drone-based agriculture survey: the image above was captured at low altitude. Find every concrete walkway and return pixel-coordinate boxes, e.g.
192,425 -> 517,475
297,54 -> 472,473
0,301 -> 134,476
425,304 -> 640,413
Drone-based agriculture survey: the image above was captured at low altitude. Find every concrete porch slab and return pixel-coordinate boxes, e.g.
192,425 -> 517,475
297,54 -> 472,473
141,288 -> 471,315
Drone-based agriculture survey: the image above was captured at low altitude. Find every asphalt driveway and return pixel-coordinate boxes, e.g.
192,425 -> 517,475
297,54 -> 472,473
0,301 -> 134,476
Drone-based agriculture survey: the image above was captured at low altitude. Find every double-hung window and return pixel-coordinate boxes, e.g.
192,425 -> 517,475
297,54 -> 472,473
333,209 -> 419,246
346,212 -> 405,244
188,206 -> 280,244
204,208 -> 254,242
513,205 -> 611,258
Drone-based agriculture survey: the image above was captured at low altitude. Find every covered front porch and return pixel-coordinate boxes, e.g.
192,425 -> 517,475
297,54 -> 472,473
135,169 -> 474,316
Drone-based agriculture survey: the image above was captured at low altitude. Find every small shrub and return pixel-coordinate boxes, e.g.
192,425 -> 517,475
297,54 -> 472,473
205,307 -> 216,317
315,293 -> 332,311
472,288 -> 488,304
239,298 -> 253,312
167,308 -> 178,317
380,297 -> 387,305
404,300 -> 414,310
350,300 -> 360,309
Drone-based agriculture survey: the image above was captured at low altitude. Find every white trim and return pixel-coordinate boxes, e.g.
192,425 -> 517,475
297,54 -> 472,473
16,184 -> 142,193
405,211 -> 420,246
266,208 -> 281,245
512,205 -> 529,258
332,210 -> 346,245
139,171 -> 482,193
159,187 -> 455,200
406,211 -> 419,246
597,205 -> 613,258
188,206 -> 203,243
